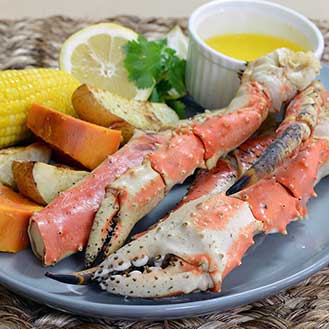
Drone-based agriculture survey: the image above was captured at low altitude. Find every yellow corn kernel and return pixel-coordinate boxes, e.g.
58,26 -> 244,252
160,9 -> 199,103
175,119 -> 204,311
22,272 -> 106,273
0,68 -> 80,148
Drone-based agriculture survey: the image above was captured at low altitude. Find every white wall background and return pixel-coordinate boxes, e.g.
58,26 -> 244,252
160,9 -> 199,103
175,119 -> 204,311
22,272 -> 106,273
0,0 -> 327,20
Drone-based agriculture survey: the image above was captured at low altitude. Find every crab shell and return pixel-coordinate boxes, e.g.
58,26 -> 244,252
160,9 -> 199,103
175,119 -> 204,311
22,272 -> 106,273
46,87 -> 329,297
85,49 -> 321,267
84,84 -> 270,267
93,137 -> 329,298
92,88 -> 329,298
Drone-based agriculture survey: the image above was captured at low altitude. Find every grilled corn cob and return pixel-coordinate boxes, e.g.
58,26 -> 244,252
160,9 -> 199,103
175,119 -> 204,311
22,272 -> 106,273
0,69 -> 80,148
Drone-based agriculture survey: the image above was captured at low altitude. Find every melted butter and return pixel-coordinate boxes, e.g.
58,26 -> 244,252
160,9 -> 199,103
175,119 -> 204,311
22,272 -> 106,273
205,33 -> 307,61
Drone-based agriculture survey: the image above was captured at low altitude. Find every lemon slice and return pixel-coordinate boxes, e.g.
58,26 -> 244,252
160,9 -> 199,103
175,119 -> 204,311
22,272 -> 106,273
59,23 -> 152,101
166,25 -> 189,60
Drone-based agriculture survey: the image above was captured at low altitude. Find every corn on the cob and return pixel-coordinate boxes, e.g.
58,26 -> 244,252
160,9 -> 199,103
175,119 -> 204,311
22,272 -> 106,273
0,69 -> 80,149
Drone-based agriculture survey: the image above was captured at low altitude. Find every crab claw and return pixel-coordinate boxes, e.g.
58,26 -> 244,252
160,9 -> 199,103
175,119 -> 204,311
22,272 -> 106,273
93,193 -> 261,297
227,81 -> 324,195
97,257 -> 213,298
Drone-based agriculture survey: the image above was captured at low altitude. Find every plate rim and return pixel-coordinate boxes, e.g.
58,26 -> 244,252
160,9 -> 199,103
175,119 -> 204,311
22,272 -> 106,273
1,246 -> 329,320
0,64 -> 328,321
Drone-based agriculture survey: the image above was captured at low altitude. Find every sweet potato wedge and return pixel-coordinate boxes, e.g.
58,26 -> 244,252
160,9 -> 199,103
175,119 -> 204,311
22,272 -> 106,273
72,84 -> 179,141
0,143 -> 51,189
27,104 -> 122,170
13,161 -> 89,205
0,184 -> 42,252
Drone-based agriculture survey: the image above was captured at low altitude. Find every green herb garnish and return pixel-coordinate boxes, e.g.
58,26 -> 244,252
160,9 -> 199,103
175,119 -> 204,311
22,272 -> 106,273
123,35 -> 187,118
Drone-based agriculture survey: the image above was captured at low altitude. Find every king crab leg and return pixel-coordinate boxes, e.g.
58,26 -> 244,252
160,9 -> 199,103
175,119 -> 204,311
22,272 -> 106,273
46,84 -> 329,298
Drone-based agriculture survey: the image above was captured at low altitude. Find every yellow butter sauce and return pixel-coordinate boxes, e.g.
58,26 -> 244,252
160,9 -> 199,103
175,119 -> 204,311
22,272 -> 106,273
205,33 -> 306,61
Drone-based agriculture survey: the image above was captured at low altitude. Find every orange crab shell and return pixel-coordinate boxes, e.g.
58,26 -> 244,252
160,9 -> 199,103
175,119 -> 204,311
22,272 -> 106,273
237,179 -> 302,233
183,159 -> 237,205
192,82 -> 272,168
148,129 -> 205,189
275,139 -> 329,215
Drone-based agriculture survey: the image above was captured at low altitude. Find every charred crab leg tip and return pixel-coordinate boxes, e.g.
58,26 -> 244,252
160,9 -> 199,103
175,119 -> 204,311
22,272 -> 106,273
45,268 -> 95,285
226,175 -> 252,195
227,129 -> 304,195
45,272 -> 83,285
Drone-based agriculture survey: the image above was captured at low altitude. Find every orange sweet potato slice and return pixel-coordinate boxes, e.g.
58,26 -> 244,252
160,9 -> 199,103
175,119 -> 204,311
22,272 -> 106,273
27,104 -> 122,170
0,184 -> 42,252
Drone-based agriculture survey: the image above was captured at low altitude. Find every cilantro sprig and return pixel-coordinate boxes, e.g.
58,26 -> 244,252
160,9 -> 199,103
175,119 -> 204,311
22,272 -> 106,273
123,35 -> 187,118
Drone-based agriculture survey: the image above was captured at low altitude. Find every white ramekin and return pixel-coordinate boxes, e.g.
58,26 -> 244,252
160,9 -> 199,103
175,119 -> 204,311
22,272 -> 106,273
186,0 -> 324,109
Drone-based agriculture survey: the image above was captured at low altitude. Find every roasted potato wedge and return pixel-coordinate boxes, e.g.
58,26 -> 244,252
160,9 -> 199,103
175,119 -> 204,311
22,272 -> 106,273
13,161 -> 89,205
0,143 -> 51,188
72,84 -> 179,141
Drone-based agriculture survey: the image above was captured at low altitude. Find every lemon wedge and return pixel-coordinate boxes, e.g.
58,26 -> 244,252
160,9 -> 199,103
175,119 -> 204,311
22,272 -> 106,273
166,26 -> 189,60
59,23 -> 152,101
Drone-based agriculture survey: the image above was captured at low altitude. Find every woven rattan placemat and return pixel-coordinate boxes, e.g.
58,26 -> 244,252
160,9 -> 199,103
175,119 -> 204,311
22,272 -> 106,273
0,16 -> 329,329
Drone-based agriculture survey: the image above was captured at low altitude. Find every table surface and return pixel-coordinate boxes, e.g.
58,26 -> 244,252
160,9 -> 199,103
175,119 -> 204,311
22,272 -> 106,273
0,0 -> 327,20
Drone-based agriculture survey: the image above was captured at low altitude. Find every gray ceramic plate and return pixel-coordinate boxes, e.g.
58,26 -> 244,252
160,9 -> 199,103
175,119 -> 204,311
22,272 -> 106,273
0,66 -> 329,320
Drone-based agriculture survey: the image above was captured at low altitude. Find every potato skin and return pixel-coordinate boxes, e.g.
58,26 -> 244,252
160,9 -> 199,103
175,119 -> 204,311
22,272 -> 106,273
13,161 -> 89,205
72,84 -> 123,127
0,143 -> 51,189
12,161 -> 47,205
72,84 -> 179,143
72,84 -> 134,142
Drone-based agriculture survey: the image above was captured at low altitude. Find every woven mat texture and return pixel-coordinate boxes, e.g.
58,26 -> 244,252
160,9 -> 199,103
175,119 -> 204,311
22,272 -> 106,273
0,15 -> 329,329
